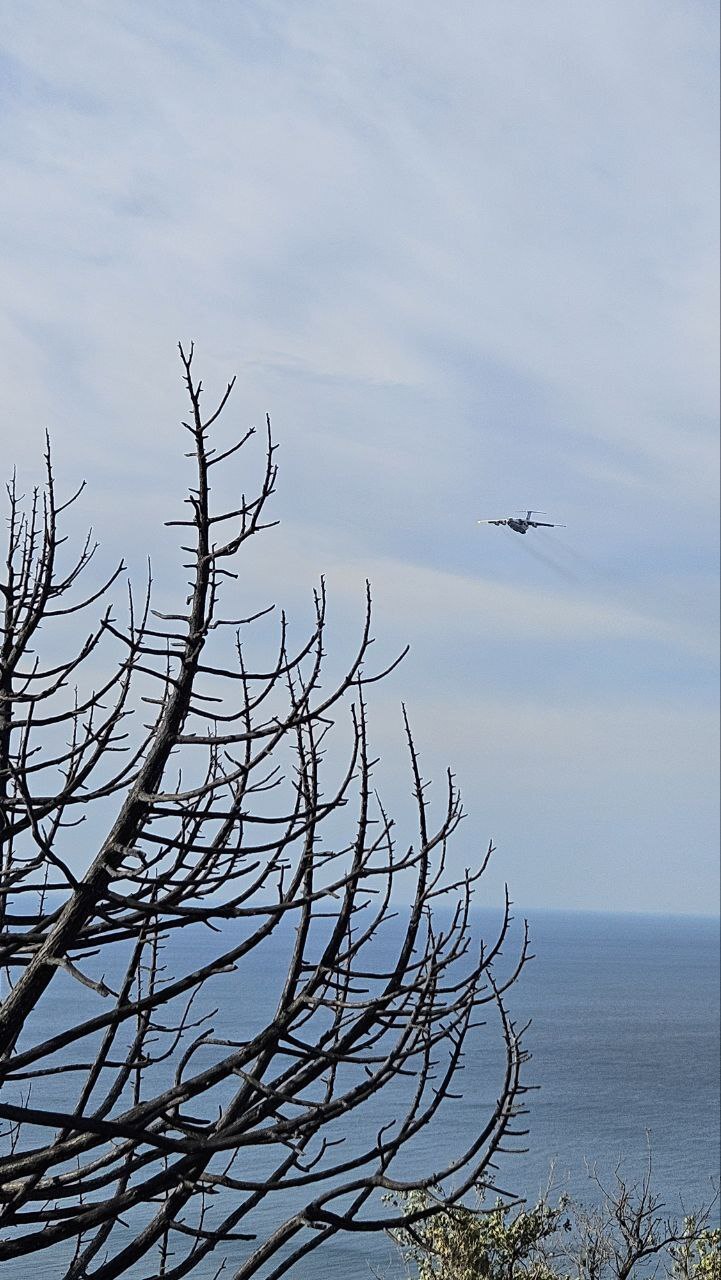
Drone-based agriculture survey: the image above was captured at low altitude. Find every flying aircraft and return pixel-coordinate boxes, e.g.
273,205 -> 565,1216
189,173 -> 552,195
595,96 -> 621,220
477,510 -> 566,536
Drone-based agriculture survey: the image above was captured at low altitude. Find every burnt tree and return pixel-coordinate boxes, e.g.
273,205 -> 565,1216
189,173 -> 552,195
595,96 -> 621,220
0,347 -> 529,1279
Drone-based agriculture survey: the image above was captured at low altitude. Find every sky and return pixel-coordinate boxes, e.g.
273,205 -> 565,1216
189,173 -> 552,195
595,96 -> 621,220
0,0 -> 718,916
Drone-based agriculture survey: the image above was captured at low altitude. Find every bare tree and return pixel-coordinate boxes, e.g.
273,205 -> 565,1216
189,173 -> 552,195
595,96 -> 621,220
0,347 -> 528,1279
566,1151 -> 719,1280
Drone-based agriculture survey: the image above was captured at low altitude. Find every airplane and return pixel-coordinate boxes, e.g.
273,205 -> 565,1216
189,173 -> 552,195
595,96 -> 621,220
477,510 -> 566,536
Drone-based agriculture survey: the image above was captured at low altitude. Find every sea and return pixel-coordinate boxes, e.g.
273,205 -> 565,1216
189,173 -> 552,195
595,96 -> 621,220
4,908 -> 719,1279
297,908 -> 721,1280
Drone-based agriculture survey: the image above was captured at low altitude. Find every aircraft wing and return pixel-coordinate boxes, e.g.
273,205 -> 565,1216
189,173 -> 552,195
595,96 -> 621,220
477,518 -> 508,526
528,520 -> 566,528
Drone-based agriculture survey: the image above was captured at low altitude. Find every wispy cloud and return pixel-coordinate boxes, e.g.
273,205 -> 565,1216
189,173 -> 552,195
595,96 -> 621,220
0,0 -> 717,912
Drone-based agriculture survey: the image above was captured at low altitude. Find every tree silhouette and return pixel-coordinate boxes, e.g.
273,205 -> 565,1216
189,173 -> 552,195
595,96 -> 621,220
0,347 -> 528,1279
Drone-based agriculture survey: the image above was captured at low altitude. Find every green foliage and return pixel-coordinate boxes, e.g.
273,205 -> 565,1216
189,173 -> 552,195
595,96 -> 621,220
670,1221 -> 721,1280
388,1190 -> 569,1280
388,1189 -> 720,1280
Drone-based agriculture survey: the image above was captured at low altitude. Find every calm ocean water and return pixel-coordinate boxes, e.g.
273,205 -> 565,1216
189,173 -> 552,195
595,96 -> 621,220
298,908 -> 721,1280
5,908 -> 719,1278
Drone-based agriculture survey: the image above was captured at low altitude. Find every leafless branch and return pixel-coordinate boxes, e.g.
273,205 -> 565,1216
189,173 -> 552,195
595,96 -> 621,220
0,348 -> 527,1278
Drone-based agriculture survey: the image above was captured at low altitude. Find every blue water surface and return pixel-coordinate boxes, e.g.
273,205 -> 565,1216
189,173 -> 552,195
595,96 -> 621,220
5,908 -> 719,1279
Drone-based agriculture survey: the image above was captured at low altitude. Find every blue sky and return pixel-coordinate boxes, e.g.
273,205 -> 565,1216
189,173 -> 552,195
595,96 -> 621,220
1,1 -> 718,914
